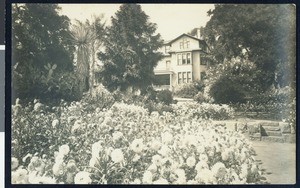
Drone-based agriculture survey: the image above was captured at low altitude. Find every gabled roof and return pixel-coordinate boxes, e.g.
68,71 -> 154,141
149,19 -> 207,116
164,33 -> 205,45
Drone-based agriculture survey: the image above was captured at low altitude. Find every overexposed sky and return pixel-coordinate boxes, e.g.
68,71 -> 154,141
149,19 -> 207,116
58,4 -> 215,41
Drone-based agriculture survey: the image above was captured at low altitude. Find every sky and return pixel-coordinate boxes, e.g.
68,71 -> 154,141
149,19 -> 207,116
58,4 -> 215,41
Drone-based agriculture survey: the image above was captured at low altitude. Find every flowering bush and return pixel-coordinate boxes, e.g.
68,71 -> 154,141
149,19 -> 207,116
172,102 -> 234,120
12,98 -> 262,184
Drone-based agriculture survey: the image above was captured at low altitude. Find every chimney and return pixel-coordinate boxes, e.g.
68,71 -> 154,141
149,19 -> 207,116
197,28 -> 202,39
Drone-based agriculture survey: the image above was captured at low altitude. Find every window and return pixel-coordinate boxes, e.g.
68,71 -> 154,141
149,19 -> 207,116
178,72 -> 182,84
180,42 -> 183,49
187,72 -> 192,83
180,39 -> 190,49
178,71 -> 193,84
200,72 -> 206,80
177,54 -> 182,65
186,41 -> 190,49
187,53 -> 191,64
183,72 -> 186,83
182,53 -> 187,64
165,46 -> 170,53
166,60 -> 170,69
177,53 -> 191,65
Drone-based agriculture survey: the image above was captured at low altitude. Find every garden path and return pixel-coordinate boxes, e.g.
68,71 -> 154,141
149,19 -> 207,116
224,118 -> 295,184
251,140 -> 296,184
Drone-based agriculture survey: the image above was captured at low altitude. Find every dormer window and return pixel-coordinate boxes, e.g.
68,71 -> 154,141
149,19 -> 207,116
165,45 -> 170,53
180,38 -> 190,49
179,42 -> 184,49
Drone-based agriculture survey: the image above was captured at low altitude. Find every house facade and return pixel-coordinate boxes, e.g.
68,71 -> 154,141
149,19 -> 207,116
153,31 -> 209,91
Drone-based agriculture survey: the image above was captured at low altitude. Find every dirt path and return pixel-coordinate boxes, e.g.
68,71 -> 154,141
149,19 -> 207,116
251,140 -> 296,184
219,120 -> 296,184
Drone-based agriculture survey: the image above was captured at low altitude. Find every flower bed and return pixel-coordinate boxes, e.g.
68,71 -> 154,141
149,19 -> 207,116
11,99 -> 261,184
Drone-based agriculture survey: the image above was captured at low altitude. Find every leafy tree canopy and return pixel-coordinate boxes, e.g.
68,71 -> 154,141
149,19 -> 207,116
12,4 -> 75,100
12,4 -> 75,71
201,4 -> 296,89
98,4 -> 163,93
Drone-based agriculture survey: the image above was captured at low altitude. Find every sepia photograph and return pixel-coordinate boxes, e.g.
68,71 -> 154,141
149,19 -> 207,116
10,3 -> 296,184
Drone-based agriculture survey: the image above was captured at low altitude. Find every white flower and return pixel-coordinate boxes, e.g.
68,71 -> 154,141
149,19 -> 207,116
112,131 -> 123,142
186,156 -> 196,167
173,169 -> 186,184
132,154 -> 141,162
110,149 -> 124,163
59,144 -> 70,156
131,179 -> 141,184
12,168 -> 28,183
33,102 -> 43,111
52,162 -> 65,176
52,119 -> 59,128
195,161 -> 209,172
22,153 -> 32,163
151,155 -> 162,166
147,164 -> 157,173
158,145 -> 171,157
195,168 -> 214,184
27,157 -> 45,173
72,120 -> 82,132
11,157 -> 19,170
28,171 -> 57,184
199,154 -> 208,162
74,171 -> 92,184
142,171 -> 153,184
161,131 -> 173,144
130,138 -> 144,153
55,153 -> 65,164
211,162 -> 227,179
222,147 -> 234,161
91,141 -> 102,158
66,160 -> 77,173
187,180 -> 197,184
151,140 -> 161,151
240,163 -> 249,179
153,178 -> 169,184
89,157 -> 98,167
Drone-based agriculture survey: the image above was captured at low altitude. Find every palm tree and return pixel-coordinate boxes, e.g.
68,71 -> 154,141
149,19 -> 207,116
70,20 -> 94,95
70,16 -> 105,95
85,15 -> 106,94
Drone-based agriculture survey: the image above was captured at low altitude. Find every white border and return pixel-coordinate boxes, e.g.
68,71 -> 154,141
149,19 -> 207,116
0,45 -> 4,50
0,133 -> 4,188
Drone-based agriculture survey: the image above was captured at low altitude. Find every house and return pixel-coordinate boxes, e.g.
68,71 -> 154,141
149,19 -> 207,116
153,29 -> 210,91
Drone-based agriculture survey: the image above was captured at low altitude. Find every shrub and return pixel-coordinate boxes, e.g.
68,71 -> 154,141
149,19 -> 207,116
172,102 -> 234,120
174,81 -> 205,98
205,57 -> 260,104
157,89 -> 173,105
209,77 -> 246,104
81,84 -> 115,111
194,92 -> 210,103
174,83 -> 198,98
13,64 -> 82,104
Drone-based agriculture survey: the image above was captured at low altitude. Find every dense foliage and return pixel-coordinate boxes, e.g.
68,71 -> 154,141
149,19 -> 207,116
98,4 -> 163,93
12,4 -> 76,102
205,58 -> 259,104
174,81 -> 205,98
11,98 -> 264,184
202,4 -> 296,89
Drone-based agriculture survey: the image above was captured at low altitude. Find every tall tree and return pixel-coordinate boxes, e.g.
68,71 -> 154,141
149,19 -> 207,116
85,15 -> 106,93
202,4 -> 296,90
70,16 -> 105,95
98,4 -> 163,93
12,4 -> 75,100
